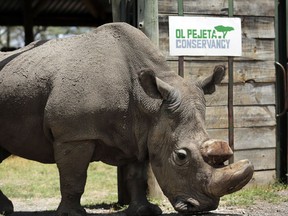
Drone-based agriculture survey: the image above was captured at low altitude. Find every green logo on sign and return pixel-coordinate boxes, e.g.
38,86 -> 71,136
214,25 -> 235,39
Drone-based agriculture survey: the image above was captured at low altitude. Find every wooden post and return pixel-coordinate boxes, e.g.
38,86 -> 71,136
137,0 -> 159,47
6,27 -> 10,47
178,0 -> 184,77
22,0 -> 34,45
112,0 -> 121,22
112,0 -> 128,22
228,0 -> 235,164
137,0 -> 165,200
113,0 -> 164,204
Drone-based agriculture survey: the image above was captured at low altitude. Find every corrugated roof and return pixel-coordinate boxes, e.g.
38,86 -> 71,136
0,0 -> 113,26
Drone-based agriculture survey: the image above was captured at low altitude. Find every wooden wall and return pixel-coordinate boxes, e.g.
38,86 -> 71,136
158,0 -> 276,185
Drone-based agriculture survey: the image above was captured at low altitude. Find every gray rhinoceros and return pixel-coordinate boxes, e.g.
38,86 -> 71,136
0,23 -> 253,216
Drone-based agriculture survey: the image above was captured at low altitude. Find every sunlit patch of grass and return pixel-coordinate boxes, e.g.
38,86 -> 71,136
82,161 -> 118,205
0,156 -> 60,198
220,183 -> 288,207
0,156 -> 118,204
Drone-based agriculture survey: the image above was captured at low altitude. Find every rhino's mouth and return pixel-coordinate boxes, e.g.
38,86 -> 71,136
173,195 -> 218,214
174,197 -> 199,213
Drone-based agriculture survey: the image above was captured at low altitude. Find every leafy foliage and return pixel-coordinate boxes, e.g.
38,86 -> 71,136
0,156 -> 117,204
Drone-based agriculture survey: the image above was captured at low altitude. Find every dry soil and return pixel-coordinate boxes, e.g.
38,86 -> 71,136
6,190 -> 288,216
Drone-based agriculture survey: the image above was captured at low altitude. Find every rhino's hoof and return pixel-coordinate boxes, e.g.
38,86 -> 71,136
126,201 -> 162,216
57,206 -> 86,216
0,193 -> 14,215
0,204 -> 14,216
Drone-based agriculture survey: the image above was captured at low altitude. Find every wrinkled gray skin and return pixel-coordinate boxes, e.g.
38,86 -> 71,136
0,23 -> 254,216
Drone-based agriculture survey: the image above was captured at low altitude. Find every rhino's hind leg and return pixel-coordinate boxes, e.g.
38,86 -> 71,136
53,141 -> 95,216
124,162 -> 162,216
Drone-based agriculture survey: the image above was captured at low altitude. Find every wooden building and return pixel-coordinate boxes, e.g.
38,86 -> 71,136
131,0 -> 281,187
157,0 -> 277,186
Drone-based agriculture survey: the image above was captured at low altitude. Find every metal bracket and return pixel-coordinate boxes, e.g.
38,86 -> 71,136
275,61 -> 288,117
137,0 -> 144,29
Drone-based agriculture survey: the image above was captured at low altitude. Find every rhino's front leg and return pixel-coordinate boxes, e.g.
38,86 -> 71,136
124,162 -> 162,216
54,141 -> 95,216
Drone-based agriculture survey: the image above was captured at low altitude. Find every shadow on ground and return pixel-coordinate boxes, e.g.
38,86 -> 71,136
11,212 -> 243,216
10,203 -> 243,216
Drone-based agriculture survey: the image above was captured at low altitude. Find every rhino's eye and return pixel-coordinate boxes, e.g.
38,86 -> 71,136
176,149 -> 187,160
174,149 -> 189,166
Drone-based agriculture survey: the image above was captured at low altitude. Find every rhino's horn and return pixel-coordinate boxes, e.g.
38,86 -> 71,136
208,159 -> 254,197
200,139 -> 233,165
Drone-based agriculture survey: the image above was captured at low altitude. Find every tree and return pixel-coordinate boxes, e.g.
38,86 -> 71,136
214,25 -> 234,39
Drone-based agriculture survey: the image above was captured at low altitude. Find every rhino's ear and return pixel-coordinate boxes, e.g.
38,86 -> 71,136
200,65 -> 226,95
138,69 -> 174,100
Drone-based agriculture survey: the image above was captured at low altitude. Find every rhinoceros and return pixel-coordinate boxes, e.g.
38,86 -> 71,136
0,22 -> 253,216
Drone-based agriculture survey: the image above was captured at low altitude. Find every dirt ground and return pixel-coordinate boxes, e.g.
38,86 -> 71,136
6,190 -> 288,216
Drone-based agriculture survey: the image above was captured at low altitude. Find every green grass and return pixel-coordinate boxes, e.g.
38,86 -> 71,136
1,156 -> 288,210
0,156 -> 118,204
221,183 -> 288,207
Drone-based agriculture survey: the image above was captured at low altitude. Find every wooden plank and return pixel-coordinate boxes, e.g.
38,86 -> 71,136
184,60 -> 276,83
232,61 -> 275,83
158,0 -> 178,14
165,60 -> 275,83
158,0 -> 227,14
206,106 -> 276,128
245,170 -> 276,186
234,148 -> 276,171
234,0 -> 275,17
184,0 -> 228,15
158,0 -> 228,15
240,38 -> 275,61
207,127 -> 276,150
205,107 -> 226,128
205,83 -> 275,106
242,17 -> 275,39
233,106 -> 276,128
157,0 -> 275,17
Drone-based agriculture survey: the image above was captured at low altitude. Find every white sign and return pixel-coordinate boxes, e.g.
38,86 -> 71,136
169,16 -> 242,56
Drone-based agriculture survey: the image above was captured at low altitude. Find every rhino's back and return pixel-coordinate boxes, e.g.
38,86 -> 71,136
39,23 -> 168,143
1,22 -> 166,110
0,23 -> 164,162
